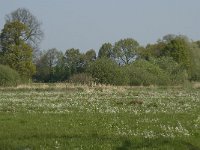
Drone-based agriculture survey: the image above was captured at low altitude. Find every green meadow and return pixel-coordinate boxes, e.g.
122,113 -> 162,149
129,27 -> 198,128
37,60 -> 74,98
0,83 -> 200,149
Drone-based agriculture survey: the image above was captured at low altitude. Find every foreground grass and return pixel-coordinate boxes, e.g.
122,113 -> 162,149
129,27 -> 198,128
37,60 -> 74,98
0,84 -> 200,149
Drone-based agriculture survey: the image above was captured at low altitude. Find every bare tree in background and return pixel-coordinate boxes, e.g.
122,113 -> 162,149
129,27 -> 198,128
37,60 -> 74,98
5,8 -> 44,51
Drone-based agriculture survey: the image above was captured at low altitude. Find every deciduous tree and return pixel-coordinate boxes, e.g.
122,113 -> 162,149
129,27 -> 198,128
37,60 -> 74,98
0,21 -> 35,78
163,36 -> 192,71
65,48 -> 82,74
98,43 -> 113,59
113,38 -> 139,65
5,8 -> 43,50
35,48 -> 68,82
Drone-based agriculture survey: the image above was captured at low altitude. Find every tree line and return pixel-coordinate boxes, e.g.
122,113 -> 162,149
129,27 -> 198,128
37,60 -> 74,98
0,8 -> 200,86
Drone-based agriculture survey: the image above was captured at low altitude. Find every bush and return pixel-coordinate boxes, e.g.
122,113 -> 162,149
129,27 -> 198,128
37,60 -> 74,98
125,60 -> 170,86
190,44 -> 200,81
150,57 -> 188,84
87,57 -> 188,86
87,58 -> 128,85
0,65 -> 21,86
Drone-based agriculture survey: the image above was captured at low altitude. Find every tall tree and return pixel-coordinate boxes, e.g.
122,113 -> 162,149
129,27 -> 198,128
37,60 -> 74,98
78,49 -> 97,72
140,42 -> 166,60
98,43 -> 113,59
85,49 -> 96,62
163,36 -> 192,71
35,48 -> 69,82
5,8 -> 43,50
0,21 -> 35,78
0,21 -> 29,53
65,48 -> 82,74
162,34 -> 177,43
54,52 -> 70,81
113,38 -> 139,65
44,48 -> 60,80
34,51 -> 49,82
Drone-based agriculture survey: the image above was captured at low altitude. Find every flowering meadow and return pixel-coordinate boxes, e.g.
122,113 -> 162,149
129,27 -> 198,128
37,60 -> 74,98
0,83 -> 200,149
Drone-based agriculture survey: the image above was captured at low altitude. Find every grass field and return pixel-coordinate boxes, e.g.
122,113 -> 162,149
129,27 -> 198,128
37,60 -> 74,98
0,83 -> 200,149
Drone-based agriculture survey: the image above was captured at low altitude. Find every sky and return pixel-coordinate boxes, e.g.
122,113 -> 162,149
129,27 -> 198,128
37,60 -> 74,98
0,0 -> 200,52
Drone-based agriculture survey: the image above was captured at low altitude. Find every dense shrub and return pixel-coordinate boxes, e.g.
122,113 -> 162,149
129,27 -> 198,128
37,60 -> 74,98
87,58 -> 187,86
190,44 -> 200,81
162,37 -> 192,72
150,57 -> 188,84
0,65 -> 21,86
125,60 -> 170,86
87,58 -> 128,85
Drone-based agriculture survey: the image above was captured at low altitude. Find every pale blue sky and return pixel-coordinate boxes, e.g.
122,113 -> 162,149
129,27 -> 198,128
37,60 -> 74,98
0,0 -> 200,52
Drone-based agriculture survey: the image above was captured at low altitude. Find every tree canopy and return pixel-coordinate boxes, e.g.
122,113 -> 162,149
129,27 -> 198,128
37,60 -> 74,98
1,8 -> 200,85
113,38 -> 139,65
0,21 -> 35,78
5,8 -> 43,50
98,43 -> 113,59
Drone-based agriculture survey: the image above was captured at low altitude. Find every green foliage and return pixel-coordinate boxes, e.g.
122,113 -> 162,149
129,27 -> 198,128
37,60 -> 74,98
140,35 -> 192,70
53,56 -> 70,82
5,8 -> 44,49
87,58 -> 127,85
150,57 -> 188,84
0,21 -> 35,79
190,42 -> 200,81
163,37 -> 192,72
65,48 -> 83,74
35,49 -> 69,82
139,35 -> 193,81
0,21 -> 29,54
0,65 -> 21,86
98,43 -> 113,59
34,51 -> 50,82
85,49 -> 96,61
3,43 -> 35,78
82,49 -> 97,71
125,60 -> 170,86
87,57 -> 188,86
3,9 -> 200,86
140,42 -> 166,60
113,38 -> 139,64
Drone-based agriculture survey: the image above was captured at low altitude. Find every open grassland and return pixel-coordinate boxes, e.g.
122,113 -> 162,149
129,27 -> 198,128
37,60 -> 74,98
0,83 -> 200,149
